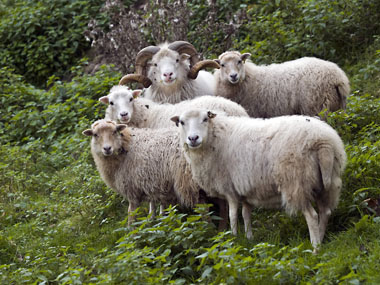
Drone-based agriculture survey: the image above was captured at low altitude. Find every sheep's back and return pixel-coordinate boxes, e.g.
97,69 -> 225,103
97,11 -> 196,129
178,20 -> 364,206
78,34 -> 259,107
196,115 -> 345,210
217,57 -> 349,117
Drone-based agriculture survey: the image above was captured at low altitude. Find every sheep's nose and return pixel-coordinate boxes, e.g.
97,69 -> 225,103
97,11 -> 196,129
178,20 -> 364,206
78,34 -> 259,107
230,73 -> 238,80
103,146 -> 111,152
120,111 -> 129,117
188,135 -> 199,143
164,72 -> 173,78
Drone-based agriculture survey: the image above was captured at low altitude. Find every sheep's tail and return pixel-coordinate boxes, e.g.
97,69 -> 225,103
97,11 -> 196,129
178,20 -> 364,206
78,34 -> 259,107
335,86 -> 345,109
318,146 -> 334,190
335,73 -> 350,110
317,145 -> 344,210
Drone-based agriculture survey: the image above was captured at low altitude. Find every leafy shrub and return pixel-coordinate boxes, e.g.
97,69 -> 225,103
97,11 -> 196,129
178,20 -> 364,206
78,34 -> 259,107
325,93 -> 380,220
0,235 -> 17,264
237,0 -> 380,65
328,94 -> 380,144
0,64 -> 121,149
77,206 -> 315,284
0,0 -> 106,87
0,132 -> 128,282
187,0 -> 249,57
348,36 -> 380,97
90,206 -> 217,283
46,208 -> 380,284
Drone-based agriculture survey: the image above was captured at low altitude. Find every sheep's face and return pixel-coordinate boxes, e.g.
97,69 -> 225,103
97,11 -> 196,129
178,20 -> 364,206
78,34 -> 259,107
215,52 -> 251,85
83,121 -> 127,157
171,109 -> 216,150
148,49 -> 190,87
100,88 -> 142,123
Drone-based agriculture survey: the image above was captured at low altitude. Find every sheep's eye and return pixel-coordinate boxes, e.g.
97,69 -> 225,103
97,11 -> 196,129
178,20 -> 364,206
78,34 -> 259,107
176,58 -> 179,63
113,130 -> 117,135
238,60 -> 242,64
110,101 -> 114,105
203,117 -> 208,123
221,64 -> 225,67
154,63 -> 158,67
180,120 -> 184,126
93,133 -> 98,138
129,98 -> 133,102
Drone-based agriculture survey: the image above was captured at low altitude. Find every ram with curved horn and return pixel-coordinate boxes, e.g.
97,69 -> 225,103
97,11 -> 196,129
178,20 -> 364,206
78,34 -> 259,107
119,41 -> 219,104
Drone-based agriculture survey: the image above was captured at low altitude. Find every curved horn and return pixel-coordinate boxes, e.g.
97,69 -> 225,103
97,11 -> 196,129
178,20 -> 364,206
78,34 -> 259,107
168,41 -> 199,67
188,60 -> 220,80
135,46 -> 160,76
119,74 -> 152,88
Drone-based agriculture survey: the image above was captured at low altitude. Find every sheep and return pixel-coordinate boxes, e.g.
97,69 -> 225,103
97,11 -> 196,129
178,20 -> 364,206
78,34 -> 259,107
98,85 -> 248,229
99,85 -> 249,127
100,86 -> 141,124
171,109 -> 347,250
119,41 -> 220,104
82,120 -> 199,226
214,51 -> 350,118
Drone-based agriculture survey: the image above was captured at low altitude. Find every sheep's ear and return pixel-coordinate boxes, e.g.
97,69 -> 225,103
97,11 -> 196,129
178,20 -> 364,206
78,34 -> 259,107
214,59 -> 221,65
171,116 -> 180,127
180,53 -> 191,62
132,90 -> 142,99
207,111 -> 217,119
99,96 -> 109,105
116,124 -> 127,132
241,53 -> 251,62
82,129 -> 93,136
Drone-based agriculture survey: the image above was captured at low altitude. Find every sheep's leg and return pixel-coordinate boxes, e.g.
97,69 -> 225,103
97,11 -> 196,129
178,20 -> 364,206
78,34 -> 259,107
316,199 -> 331,243
227,197 -> 239,236
159,204 -> 165,215
128,202 -> 138,227
242,202 -> 253,239
149,202 -> 156,220
217,199 -> 229,231
302,203 -> 321,252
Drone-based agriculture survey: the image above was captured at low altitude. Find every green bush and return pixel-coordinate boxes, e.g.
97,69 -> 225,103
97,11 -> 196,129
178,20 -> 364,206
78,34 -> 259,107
237,0 -> 380,65
348,36 -> 380,97
0,64 -> 121,149
187,0 -> 250,56
325,93 -> 380,220
328,94 -> 380,143
0,0 -> 107,87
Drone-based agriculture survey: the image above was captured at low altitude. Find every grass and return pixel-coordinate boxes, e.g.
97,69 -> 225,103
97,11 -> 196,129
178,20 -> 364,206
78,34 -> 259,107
1,140 -> 379,283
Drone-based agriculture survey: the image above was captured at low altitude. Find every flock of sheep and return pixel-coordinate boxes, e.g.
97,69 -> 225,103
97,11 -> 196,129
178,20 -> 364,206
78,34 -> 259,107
82,40 -> 349,251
